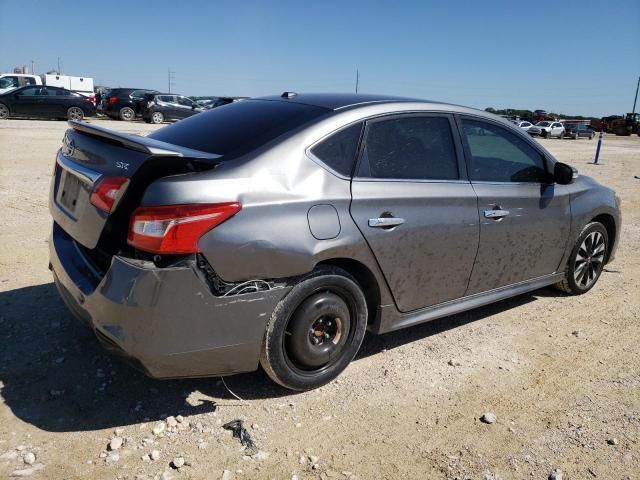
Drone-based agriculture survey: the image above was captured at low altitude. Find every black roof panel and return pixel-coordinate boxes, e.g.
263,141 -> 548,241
256,93 -> 430,110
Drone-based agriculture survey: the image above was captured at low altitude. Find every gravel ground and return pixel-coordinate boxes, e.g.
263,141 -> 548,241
0,118 -> 638,480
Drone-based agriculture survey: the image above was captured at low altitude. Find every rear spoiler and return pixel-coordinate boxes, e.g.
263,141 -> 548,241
68,120 -> 221,160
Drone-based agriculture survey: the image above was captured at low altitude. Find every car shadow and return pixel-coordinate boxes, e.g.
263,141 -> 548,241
0,282 -> 561,433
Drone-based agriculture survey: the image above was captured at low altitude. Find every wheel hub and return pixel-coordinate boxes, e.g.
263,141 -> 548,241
285,291 -> 351,370
309,316 -> 342,346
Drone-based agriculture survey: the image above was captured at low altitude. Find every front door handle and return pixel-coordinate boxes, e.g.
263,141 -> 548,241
484,209 -> 510,219
368,217 -> 405,228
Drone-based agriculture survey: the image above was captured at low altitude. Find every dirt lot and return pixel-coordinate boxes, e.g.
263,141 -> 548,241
0,118 -> 638,480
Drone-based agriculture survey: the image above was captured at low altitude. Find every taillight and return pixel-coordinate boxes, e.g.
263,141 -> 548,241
90,176 -> 129,213
83,96 -> 96,106
127,203 -> 241,254
108,96 -> 117,105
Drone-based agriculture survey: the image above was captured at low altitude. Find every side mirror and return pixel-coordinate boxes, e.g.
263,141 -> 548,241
554,162 -> 577,185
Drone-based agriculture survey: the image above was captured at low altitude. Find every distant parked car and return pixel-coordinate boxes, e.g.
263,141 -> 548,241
515,120 -> 534,132
0,85 -> 95,120
564,124 -> 595,140
142,93 -> 203,124
528,121 -> 565,138
102,88 -> 158,121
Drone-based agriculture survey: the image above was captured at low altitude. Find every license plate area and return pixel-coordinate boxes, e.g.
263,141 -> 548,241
58,171 -> 85,214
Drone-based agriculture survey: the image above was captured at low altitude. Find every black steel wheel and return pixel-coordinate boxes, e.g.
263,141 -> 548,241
260,266 -> 368,391
556,222 -> 608,295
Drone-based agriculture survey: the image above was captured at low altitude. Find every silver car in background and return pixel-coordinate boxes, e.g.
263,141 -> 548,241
529,120 -> 566,138
49,93 -> 621,391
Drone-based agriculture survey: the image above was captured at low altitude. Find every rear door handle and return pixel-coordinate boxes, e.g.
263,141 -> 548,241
368,217 -> 405,228
484,209 -> 510,219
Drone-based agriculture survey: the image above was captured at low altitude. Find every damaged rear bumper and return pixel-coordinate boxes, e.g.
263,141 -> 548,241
49,223 -> 290,378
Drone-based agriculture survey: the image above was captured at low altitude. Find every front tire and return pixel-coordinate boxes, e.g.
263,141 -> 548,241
555,222 -> 608,295
150,111 -> 164,124
260,267 -> 368,391
0,103 -> 9,119
67,106 -> 84,121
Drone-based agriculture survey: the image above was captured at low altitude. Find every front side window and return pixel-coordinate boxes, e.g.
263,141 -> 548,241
0,76 -> 19,89
158,95 -> 174,103
461,119 -> 547,183
177,96 -> 194,107
16,87 -> 38,96
311,122 -> 363,176
537,121 -> 550,127
357,116 -> 458,180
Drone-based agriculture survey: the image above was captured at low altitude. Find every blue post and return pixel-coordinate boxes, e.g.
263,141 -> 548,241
593,129 -> 604,164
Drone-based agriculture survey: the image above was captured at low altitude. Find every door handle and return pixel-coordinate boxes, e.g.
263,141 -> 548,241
368,217 -> 405,228
484,209 -> 510,219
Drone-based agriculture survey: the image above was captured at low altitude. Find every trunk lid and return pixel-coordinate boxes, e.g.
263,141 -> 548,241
49,121 -> 220,250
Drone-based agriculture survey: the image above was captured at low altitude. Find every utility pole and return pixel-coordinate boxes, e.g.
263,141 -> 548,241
31,60 -> 35,75
355,69 -> 359,94
632,75 -> 640,114
57,57 -> 60,74
168,68 -> 175,93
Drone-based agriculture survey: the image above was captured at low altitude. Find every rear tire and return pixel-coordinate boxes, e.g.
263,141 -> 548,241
119,106 -> 135,121
260,266 -> 368,391
555,222 -> 608,295
0,103 -> 9,119
67,106 -> 84,121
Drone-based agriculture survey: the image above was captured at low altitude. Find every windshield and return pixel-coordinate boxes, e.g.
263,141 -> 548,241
536,121 -> 551,127
149,99 -> 330,158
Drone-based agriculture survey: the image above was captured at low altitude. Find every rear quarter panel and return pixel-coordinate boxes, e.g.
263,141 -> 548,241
140,128 -> 395,308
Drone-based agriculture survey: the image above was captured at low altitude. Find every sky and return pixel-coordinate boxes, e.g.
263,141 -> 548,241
0,0 -> 638,117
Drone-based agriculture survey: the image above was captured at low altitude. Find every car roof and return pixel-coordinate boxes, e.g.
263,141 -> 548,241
256,93 -> 436,111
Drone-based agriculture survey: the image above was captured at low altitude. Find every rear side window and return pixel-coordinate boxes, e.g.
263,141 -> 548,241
150,99 -> 329,158
461,119 -> 547,183
357,116 -> 459,180
311,123 -> 363,176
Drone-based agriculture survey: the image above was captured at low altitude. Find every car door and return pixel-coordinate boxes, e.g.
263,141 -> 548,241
552,122 -> 563,137
159,95 -> 179,120
38,86 -> 66,116
10,87 -> 42,116
349,113 -> 480,312
176,95 -> 198,119
458,117 -> 571,294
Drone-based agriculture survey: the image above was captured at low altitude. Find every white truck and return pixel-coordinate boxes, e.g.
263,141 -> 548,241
0,73 -> 94,96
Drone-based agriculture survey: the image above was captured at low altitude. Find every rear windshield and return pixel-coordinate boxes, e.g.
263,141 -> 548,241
148,99 -> 330,158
